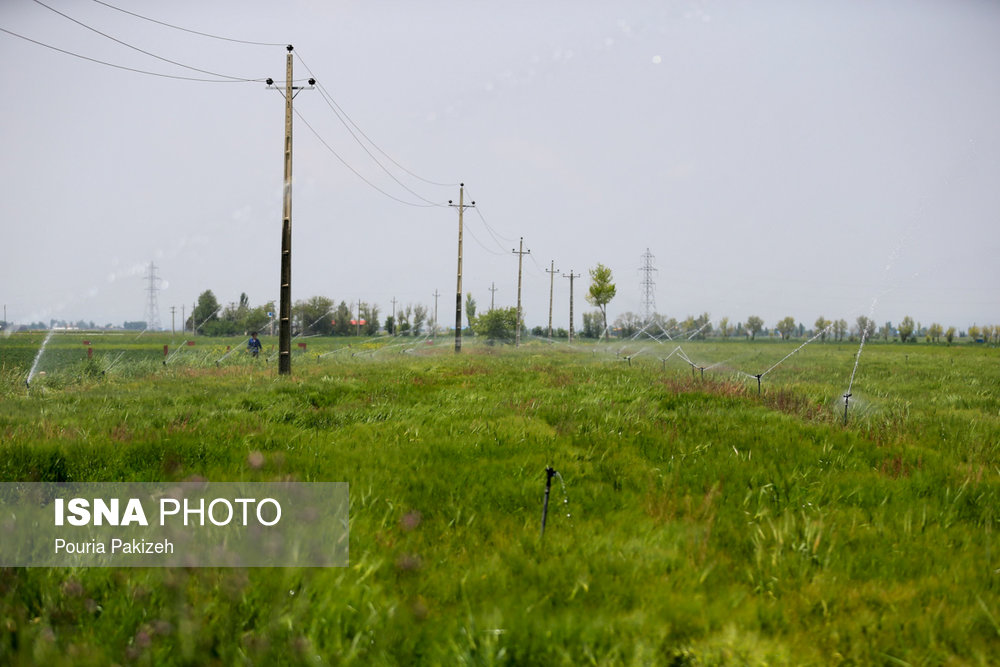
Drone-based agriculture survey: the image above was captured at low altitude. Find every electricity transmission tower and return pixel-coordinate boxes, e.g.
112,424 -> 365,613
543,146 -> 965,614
639,248 -> 658,323
144,261 -> 162,331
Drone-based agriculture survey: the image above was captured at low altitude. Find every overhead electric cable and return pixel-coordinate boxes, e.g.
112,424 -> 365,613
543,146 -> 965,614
293,105 -> 441,208
295,50 -> 459,188
0,26 -> 254,82
463,223 -> 507,257
309,83 -> 447,206
31,0 -> 266,81
90,0 -> 286,46
465,190 -> 516,243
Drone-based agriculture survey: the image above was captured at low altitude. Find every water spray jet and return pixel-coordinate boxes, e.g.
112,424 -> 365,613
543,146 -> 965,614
541,466 -> 556,539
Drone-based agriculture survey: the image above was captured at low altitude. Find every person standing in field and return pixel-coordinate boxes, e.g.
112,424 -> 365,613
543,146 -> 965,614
247,331 -> 262,358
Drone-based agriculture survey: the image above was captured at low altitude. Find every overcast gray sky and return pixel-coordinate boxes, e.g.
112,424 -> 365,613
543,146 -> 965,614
2,0 -> 998,332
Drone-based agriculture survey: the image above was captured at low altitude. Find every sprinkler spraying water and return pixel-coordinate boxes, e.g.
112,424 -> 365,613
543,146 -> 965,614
541,466 -> 556,539
25,329 -> 56,387
540,466 -> 570,540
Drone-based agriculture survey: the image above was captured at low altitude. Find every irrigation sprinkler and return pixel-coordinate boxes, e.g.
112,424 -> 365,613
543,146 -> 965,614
842,393 -> 851,426
754,373 -> 762,395
541,466 -> 556,539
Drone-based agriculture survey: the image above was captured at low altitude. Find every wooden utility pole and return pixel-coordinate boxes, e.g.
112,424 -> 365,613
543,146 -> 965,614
546,260 -> 559,340
357,298 -> 362,336
512,237 -> 530,347
390,296 -> 398,334
277,47 -> 295,374
489,282 -> 497,311
563,271 -> 580,342
449,184 -> 474,352
170,306 -> 176,335
432,289 -> 440,335
267,45 -> 314,375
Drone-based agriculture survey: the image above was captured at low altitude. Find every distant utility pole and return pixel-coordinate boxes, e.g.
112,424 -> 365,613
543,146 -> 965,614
449,184 -> 474,353
512,237 -> 530,347
170,306 -> 176,335
391,296 -> 398,334
489,282 -> 498,311
432,289 -> 440,335
266,45 -> 314,376
639,247 -> 658,323
181,305 -> 185,335
144,261 -> 162,331
357,298 -> 362,336
546,260 -> 559,340
563,271 -> 580,342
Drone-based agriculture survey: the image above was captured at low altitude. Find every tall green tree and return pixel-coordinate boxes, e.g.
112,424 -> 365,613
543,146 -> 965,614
581,311 -> 603,339
746,315 -> 764,340
473,307 -> 518,342
586,263 -> 616,340
776,316 -> 797,340
465,292 -> 477,327
191,290 -> 221,334
898,316 -> 915,343
833,319 -> 848,341
412,304 -> 428,336
245,302 -> 274,335
815,316 -> 831,341
360,303 -> 380,335
294,296 -> 335,336
718,317 -> 731,338
613,312 -> 642,338
333,301 -> 352,336
855,315 -> 875,341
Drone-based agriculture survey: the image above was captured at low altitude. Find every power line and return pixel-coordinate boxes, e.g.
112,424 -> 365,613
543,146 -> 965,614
308,80 -> 447,206
292,105 -> 442,208
295,50 -> 458,189
30,0 -> 266,82
464,189 -> 516,244
463,221 -> 507,256
90,0 -> 286,47
0,26 -> 255,83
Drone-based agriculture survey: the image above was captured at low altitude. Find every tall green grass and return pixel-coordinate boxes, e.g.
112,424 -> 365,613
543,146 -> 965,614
1,333 -> 998,664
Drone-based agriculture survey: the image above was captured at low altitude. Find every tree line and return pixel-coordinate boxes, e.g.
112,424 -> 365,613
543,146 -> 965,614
183,267 -> 998,346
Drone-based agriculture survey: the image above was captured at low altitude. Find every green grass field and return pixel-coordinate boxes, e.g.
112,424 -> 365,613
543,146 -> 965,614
1,331 -> 998,665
